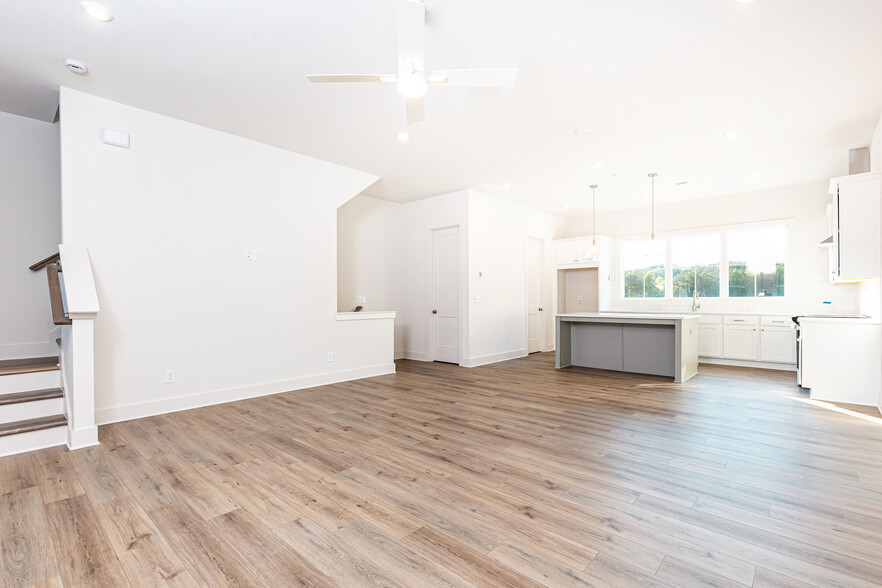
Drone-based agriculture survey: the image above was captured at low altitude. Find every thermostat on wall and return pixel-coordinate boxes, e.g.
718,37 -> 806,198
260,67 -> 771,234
101,128 -> 130,149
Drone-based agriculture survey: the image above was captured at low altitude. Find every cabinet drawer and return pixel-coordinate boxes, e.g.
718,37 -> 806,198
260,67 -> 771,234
724,315 -> 760,326
697,314 -> 723,325
761,316 -> 794,327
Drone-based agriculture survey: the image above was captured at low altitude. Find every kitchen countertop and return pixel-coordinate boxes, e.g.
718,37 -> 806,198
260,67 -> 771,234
557,312 -> 698,320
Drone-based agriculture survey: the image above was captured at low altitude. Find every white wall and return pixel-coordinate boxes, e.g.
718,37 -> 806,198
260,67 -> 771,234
58,88 -> 386,424
466,190 -> 562,365
393,189 -> 562,366
871,111 -> 882,172
560,180 -> 862,315
337,194 -> 403,357
0,111 -> 61,360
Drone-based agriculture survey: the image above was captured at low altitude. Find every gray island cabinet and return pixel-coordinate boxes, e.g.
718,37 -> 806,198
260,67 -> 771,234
555,313 -> 700,383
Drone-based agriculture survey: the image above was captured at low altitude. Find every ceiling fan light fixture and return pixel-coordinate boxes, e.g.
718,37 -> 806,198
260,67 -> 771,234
398,72 -> 428,98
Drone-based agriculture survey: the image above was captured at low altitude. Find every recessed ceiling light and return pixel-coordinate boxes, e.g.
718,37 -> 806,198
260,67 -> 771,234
574,127 -> 592,136
594,162 -> 604,169
396,131 -> 411,142
722,130 -> 740,140
80,1 -> 114,22
64,58 -> 89,75
501,183 -> 511,190
560,205 -> 569,211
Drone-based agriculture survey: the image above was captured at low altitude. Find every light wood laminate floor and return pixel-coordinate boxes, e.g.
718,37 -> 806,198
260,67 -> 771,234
2,354 -> 882,587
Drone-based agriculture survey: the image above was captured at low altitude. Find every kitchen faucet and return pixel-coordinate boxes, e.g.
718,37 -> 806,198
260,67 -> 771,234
692,290 -> 701,312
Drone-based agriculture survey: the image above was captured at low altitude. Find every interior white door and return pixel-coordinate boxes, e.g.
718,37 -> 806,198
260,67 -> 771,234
431,227 -> 460,364
527,238 -> 543,353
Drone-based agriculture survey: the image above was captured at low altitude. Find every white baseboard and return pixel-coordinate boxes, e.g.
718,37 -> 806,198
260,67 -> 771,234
545,344 -> 556,352
462,349 -> 527,368
95,363 -> 396,425
394,348 -> 405,360
402,350 -> 427,361
699,357 -> 797,372
0,341 -> 58,361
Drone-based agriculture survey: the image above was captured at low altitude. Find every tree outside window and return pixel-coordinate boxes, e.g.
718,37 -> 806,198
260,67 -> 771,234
672,234 -> 720,297
622,239 -> 666,298
728,227 -> 785,297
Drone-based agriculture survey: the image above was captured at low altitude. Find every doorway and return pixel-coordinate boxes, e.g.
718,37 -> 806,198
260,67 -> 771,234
527,237 -> 545,353
430,226 -> 460,364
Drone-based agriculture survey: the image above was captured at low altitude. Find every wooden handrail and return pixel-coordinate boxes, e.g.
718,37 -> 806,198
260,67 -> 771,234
46,264 -> 72,326
30,252 -> 60,271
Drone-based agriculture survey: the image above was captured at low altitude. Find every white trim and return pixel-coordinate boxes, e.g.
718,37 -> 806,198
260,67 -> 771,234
462,349 -> 527,368
0,425 -> 67,458
67,425 -> 99,450
699,357 -> 796,372
403,350 -> 428,361
95,363 -> 396,425
336,311 -> 396,321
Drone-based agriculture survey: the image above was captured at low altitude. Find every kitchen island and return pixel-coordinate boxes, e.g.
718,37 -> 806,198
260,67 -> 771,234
555,313 -> 700,383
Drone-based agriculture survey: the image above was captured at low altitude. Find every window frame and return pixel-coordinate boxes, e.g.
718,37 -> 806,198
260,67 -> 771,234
616,219 -> 793,301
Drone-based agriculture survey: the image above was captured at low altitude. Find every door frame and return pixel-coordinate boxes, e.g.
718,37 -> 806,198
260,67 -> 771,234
525,235 -> 547,354
427,224 -> 466,365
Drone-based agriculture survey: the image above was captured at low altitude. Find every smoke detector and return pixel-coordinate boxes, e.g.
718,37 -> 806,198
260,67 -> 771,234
64,59 -> 89,75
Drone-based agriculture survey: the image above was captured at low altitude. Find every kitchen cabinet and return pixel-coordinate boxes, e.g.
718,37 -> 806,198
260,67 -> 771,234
759,327 -> 796,363
800,318 -> 881,406
554,236 -> 610,266
698,325 -> 723,357
828,172 -> 881,283
723,324 -> 759,360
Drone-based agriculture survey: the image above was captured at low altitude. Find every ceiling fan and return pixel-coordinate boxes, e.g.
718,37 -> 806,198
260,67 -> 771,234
306,0 -> 518,124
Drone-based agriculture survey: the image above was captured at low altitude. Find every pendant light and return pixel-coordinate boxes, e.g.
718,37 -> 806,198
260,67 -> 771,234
648,172 -> 658,240
587,184 -> 599,260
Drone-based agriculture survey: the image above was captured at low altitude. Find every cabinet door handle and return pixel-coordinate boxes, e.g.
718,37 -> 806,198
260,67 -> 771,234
733,319 -> 745,322
432,309 -> 438,314
538,308 -> 544,311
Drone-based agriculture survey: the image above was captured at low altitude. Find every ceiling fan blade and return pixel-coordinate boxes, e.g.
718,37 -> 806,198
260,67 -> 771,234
406,97 -> 425,124
428,68 -> 518,87
306,74 -> 397,83
394,0 -> 426,72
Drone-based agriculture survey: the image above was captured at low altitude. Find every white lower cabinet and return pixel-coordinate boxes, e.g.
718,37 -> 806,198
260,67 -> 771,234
698,325 -> 723,358
722,325 -> 759,360
759,327 -> 796,363
699,314 -> 796,365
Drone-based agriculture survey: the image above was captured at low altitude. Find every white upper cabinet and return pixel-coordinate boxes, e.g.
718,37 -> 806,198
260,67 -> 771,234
554,236 -> 610,266
828,172 -> 881,283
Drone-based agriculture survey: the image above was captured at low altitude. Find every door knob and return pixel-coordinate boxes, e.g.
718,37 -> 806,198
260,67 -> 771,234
432,310 -> 438,314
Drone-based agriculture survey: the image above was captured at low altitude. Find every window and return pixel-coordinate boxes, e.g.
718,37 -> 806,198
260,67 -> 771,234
727,226 -> 786,297
619,222 -> 788,300
622,239 -> 666,298
671,234 -> 721,298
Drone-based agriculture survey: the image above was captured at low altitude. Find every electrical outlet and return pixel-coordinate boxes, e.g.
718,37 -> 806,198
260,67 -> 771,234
496,337 -> 501,347
577,295 -> 583,304
164,370 -> 175,384
245,249 -> 253,261
327,352 -> 333,362
357,295 -> 366,303
253,249 -> 261,262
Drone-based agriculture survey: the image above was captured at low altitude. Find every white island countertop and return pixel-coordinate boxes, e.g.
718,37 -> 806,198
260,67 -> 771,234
556,312 -> 700,321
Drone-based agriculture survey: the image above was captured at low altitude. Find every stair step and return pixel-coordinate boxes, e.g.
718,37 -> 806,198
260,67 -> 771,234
0,356 -> 59,377
0,414 -> 67,438
0,388 -> 64,406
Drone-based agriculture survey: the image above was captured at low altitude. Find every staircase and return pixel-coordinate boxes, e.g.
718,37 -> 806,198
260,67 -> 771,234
0,356 -> 68,457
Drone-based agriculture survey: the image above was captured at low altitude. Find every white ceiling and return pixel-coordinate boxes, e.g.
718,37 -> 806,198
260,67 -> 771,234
2,0 -> 881,214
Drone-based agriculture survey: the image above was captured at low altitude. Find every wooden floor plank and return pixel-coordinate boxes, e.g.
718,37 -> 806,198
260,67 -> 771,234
0,487 -> 59,587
